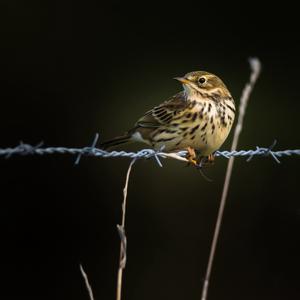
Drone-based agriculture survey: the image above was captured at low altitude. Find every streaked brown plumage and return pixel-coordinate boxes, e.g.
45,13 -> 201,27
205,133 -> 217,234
100,71 -> 235,165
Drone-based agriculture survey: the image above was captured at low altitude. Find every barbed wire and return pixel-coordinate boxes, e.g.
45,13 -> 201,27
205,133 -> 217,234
0,135 -> 299,166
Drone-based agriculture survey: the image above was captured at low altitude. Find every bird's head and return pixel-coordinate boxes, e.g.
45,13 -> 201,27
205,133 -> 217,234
174,71 -> 230,98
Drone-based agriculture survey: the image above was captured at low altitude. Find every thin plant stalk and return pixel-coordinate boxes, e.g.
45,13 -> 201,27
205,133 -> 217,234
116,159 -> 136,300
80,264 -> 95,300
201,58 -> 261,300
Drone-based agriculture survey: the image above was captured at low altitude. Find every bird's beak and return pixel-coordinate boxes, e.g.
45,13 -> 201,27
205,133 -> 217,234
174,77 -> 191,85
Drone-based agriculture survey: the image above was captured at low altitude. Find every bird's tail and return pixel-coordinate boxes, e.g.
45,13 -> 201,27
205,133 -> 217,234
99,134 -> 132,150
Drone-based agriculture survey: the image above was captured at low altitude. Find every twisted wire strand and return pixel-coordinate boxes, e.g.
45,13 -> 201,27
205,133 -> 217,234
0,140 -> 299,164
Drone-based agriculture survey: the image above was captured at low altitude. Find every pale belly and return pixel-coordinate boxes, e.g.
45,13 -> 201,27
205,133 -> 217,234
188,123 -> 232,155
152,121 -> 232,155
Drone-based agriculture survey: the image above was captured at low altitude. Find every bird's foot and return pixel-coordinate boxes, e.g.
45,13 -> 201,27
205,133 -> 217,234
196,154 -> 215,168
185,149 -> 214,181
185,147 -> 198,167
186,149 -> 215,170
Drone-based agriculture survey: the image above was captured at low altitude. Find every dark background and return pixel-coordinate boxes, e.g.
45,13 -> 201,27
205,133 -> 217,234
0,1 -> 299,299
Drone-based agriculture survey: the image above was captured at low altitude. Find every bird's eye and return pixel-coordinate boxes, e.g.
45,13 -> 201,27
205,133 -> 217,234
198,77 -> 206,84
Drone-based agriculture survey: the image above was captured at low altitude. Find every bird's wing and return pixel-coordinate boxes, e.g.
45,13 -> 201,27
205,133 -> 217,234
135,91 -> 188,128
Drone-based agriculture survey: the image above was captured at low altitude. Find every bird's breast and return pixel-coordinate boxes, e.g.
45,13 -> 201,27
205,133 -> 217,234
151,98 -> 235,155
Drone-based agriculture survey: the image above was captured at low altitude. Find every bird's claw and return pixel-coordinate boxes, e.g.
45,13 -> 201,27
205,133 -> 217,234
186,147 -> 198,167
185,151 -> 216,169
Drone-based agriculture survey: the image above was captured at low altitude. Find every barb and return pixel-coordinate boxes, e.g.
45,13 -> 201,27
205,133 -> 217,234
201,57 -> 261,300
79,264 -> 95,300
75,133 -> 100,165
0,143 -> 299,162
116,158 -> 136,300
246,140 -> 279,163
4,141 -> 44,158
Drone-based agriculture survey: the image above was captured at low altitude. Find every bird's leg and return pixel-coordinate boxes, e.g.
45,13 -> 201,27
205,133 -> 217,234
196,153 -> 215,168
186,149 -> 216,169
186,147 -> 198,167
207,153 -> 215,164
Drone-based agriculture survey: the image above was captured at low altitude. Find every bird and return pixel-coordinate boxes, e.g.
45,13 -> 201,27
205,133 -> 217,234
100,71 -> 235,167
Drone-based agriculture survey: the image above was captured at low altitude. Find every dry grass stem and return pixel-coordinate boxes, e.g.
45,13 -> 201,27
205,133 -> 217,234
201,58 -> 262,300
116,158 -> 136,300
80,264 -> 95,300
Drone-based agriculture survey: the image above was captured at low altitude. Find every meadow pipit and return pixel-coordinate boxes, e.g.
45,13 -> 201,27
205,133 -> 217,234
100,71 -> 235,166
